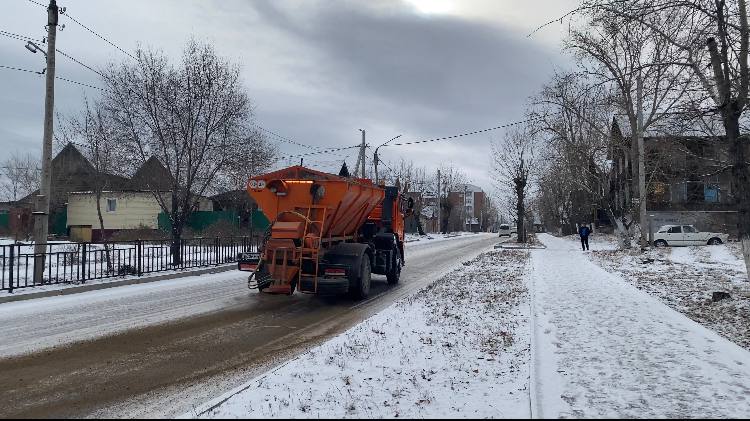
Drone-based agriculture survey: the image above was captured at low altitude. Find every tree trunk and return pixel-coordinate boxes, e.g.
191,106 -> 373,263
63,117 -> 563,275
725,111 -> 750,282
170,191 -> 183,266
606,207 -> 631,250
516,181 -> 525,243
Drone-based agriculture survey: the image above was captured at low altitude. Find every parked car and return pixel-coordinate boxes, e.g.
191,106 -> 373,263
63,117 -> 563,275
652,224 -> 729,247
498,224 -> 517,237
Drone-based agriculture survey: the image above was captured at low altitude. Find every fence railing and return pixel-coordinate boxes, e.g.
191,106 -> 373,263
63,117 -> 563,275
0,236 -> 260,293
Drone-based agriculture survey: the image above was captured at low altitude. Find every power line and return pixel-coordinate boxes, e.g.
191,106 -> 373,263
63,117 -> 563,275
273,145 -> 361,162
1,29 -> 103,78
60,11 -> 138,61
384,117 -> 543,148
527,6 -> 586,38
253,124 -> 320,150
0,29 -> 42,42
25,0 -> 138,61
55,48 -> 104,77
0,64 -> 106,91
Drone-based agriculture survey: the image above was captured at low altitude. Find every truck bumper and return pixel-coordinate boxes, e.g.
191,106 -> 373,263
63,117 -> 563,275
300,276 -> 349,295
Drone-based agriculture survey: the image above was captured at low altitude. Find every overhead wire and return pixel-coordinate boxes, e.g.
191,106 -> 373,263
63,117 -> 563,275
383,116 -> 546,149
24,0 -> 138,61
0,64 -> 107,91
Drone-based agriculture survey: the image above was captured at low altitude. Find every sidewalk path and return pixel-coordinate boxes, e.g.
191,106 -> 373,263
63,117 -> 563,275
531,234 -> 750,418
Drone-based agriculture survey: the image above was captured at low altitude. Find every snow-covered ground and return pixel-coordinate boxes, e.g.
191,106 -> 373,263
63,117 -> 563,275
188,249 -> 531,419
569,235 -> 750,351
532,234 -> 750,418
403,231 -> 481,244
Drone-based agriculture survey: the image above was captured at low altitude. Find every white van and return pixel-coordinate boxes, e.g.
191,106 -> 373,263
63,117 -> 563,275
498,224 -> 516,237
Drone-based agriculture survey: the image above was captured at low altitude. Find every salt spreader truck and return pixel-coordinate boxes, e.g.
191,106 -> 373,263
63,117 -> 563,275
236,165 -> 412,299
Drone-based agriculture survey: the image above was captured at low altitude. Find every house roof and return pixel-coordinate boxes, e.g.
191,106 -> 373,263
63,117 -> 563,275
129,156 -> 174,191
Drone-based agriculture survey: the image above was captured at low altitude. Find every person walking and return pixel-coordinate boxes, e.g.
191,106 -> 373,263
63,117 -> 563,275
579,223 -> 591,251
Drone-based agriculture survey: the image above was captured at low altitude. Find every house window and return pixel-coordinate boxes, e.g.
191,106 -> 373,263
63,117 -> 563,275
704,184 -> 719,203
106,198 -> 117,212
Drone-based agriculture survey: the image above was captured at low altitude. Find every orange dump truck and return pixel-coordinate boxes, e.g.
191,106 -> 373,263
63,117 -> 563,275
236,165 -> 411,298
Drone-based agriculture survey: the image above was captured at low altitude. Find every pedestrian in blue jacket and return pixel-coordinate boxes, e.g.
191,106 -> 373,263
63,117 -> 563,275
579,223 -> 591,251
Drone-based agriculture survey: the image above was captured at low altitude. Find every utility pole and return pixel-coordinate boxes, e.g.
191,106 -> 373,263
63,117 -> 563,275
463,184 -> 468,233
374,150 -> 379,184
436,169 -> 441,234
354,129 -> 366,178
33,0 -> 58,284
636,73 -> 648,250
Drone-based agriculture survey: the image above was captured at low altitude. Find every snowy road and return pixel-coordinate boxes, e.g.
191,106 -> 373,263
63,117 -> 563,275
531,234 -> 750,418
0,233 -> 499,418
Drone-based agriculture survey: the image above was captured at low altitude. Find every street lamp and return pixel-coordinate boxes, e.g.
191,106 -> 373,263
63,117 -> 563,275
373,134 -> 402,184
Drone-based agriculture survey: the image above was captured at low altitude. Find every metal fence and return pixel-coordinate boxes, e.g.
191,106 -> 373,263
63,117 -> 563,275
0,236 -> 260,293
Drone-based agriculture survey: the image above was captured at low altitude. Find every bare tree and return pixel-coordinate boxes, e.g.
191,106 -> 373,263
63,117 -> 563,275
586,0 -> 750,279
530,72 -> 634,248
101,39 -> 255,264
213,128 -> 277,193
567,3 -> 690,247
0,153 -> 40,202
62,98 -> 127,272
492,127 -> 537,243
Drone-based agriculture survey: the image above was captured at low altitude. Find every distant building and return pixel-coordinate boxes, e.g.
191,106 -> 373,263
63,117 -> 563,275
608,116 -> 746,233
448,184 -> 486,232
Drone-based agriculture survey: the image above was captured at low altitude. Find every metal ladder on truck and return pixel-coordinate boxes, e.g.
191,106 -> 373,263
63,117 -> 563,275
298,205 -> 327,294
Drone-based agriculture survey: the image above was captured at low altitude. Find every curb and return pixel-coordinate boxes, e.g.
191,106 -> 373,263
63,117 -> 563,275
0,265 -> 236,304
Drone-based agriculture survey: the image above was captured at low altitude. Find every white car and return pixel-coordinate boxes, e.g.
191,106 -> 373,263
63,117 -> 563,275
498,224 -> 517,237
652,224 -> 729,247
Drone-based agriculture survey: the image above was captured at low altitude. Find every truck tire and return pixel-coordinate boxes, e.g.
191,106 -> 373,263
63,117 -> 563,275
350,255 -> 372,299
708,237 -> 723,245
386,248 -> 401,285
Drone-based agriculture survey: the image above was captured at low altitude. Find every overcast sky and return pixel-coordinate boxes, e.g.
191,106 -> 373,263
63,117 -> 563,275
0,0 -> 578,195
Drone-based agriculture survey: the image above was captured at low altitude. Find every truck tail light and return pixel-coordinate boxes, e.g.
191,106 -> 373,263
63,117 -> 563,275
324,268 -> 346,277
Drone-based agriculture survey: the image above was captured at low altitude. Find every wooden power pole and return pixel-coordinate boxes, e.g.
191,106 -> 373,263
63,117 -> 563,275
33,0 -> 58,284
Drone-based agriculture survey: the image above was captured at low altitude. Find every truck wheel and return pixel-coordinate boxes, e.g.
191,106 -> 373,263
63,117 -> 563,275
386,249 -> 401,285
350,256 -> 371,299
654,240 -> 668,247
708,237 -> 723,245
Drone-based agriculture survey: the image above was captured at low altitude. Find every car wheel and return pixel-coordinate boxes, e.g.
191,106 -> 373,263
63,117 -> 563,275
708,237 -> 723,245
654,240 -> 668,247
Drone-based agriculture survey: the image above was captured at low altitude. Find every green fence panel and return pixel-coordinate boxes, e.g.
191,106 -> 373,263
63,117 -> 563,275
51,208 -> 67,236
158,210 -> 270,232
252,209 -> 270,231
187,211 -> 237,231
158,212 -> 172,232
0,212 -> 8,230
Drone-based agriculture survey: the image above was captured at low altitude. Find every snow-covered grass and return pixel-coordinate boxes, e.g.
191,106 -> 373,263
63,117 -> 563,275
190,249 -> 531,419
563,234 -> 750,351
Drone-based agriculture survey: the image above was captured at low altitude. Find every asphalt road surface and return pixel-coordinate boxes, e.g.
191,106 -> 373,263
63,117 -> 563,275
0,233 -> 500,418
